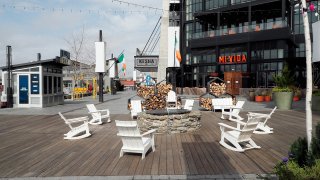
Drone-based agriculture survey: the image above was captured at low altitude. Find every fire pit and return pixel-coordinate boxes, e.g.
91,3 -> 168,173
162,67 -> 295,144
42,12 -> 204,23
137,109 -> 201,134
146,109 -> 191,115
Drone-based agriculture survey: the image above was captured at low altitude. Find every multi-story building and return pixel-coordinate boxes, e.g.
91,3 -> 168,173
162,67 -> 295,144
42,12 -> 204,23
178,0 -> 320,92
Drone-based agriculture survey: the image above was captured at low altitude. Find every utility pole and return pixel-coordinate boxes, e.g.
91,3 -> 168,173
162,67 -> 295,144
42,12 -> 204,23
6,46 -> 13,108
98,30 -> 104,102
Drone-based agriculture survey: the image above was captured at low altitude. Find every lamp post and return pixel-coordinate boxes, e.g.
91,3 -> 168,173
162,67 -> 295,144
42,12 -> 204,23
6,46 -> 13,108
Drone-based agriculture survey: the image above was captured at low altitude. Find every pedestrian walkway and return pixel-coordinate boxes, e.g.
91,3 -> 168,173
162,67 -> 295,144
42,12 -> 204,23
0,90 -> 306,116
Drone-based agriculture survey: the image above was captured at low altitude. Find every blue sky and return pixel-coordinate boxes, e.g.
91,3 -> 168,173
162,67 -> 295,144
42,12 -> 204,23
0,0 -> 162,77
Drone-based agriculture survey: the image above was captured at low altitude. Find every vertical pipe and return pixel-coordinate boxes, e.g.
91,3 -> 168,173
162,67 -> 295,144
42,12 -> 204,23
99,30 -> 104,102
6,46 -> 13,108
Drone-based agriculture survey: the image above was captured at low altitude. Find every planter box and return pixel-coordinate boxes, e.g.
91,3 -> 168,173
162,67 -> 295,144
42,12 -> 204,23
274,92 -> 293,110
264,96 -> 272,102
255,96 -> 264,102
312,95 -> 320,111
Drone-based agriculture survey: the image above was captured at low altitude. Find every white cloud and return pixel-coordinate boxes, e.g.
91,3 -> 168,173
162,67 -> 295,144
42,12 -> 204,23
0,0 -> 162,77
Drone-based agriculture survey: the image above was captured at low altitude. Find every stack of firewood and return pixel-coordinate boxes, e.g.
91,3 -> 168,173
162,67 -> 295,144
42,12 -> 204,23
200,97 -> 212,111
137,86 -> 155,99
136,83 -> 174,110
209,82 -> 226,97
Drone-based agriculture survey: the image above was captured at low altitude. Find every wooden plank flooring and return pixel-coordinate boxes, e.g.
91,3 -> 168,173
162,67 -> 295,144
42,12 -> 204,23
0,111 -> 319,177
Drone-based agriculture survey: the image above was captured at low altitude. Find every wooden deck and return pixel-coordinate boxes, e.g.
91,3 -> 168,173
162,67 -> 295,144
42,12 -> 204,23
0,110 -> 319,178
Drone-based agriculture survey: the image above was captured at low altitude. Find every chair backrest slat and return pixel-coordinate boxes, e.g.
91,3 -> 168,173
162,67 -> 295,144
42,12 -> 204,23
131,100 -> 142,113
167,90 -> 177,102
86,104 -> 100,119
184,99 -> 194,110
232,101 -> 245,114
115,120 -> 144,148
238,115 -> 264,141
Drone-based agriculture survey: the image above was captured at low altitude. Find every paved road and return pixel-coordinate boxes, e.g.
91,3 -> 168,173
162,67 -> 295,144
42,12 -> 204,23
0,90 -> 306,116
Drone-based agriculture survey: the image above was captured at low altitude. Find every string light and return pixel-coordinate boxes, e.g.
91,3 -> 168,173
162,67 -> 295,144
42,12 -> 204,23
0,4 -> 162,15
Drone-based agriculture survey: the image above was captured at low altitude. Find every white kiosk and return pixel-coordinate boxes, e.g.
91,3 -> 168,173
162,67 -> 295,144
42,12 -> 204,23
0,57 -> 70,108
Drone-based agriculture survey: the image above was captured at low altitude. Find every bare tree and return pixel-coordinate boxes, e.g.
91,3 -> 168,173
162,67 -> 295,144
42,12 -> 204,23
301,0 -> 313,149
64,26 -> 96,99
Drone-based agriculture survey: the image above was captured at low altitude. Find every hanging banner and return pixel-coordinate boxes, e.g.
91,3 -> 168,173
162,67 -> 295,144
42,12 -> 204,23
95,42 -> 106,72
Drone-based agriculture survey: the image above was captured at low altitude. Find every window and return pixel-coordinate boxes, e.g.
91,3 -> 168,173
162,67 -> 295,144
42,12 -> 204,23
48,76 -> 52,94
44,76 -> 48,94
58,77 -> 62,93
54,77 -> 58,93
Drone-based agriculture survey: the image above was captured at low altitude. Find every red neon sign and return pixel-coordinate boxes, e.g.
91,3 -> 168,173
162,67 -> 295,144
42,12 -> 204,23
218,55 -> 247,64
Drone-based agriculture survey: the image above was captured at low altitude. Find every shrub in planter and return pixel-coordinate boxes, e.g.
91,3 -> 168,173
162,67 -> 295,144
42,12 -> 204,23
255,92 -> 264,102
274,123 -> 320,179
274,160 -> 320,180
248,89 -> 255,101
312,90 -> 320,111
272,65 -> 295,110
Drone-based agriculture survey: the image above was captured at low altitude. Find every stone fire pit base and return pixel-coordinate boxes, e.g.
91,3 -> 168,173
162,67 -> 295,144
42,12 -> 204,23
137,111 -> 201,134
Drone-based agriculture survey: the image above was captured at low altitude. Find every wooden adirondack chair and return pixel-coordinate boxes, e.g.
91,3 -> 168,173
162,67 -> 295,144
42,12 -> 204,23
58,112 -> 91,140
130,100 -> 142,119
221,100 -> 245,121
218,114 -> 265,152
115,120 -> 156,159
183,99 -> 194,111
86,104 -> 111,125
249,106 -> 277,134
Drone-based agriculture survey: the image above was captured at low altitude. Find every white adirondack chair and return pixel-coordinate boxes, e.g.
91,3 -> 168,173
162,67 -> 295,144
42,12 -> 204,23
249,106 -> 277,134
221,101 -> 245,121
166,90 -> 177,109
183,99 -> 194,111
130,100 -> 142,119
115,120 -> 156,159
218,114 -> 265,152
86,104 -> 111,125
58,112 -> 91,140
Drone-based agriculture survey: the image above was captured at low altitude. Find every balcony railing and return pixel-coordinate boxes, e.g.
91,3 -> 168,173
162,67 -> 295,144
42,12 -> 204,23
192,20 -> 288,39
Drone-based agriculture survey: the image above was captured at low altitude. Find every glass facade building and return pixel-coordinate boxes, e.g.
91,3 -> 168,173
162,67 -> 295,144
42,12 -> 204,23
178,0 -> 320,89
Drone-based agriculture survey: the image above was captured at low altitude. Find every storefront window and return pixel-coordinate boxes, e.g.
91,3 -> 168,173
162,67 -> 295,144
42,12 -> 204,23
43,76 -> 48,94
54,77 -> 58,93
58,77 -> 62,93
48,76 -> 52,94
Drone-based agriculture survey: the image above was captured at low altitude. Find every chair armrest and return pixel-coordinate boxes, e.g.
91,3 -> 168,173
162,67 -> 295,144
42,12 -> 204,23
88,109 -> 109,113
142,129 -> 157,136
66,116 -> 89,124
248,112 -> 268,118
227,118 -> 246,125
218,123 -> 240,131
96,109 -> 109,112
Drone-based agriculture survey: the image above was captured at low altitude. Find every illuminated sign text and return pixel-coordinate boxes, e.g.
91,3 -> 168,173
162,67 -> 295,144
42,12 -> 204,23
218,55 -> 247,64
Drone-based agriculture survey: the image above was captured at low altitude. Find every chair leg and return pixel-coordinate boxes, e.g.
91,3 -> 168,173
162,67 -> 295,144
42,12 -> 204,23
107,117 -> 111,123
248,139 -> 261,149
142,153 -> 145,160
120,149 -> 124,158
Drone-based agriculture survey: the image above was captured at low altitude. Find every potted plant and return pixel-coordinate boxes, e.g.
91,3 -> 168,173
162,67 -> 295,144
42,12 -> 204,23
248,89 -> 255,101
312,90 -> 320,111
255,92 -> 264,102
293,87 -> 302,101
272,65 -> 295,110
264,90 -> 272,102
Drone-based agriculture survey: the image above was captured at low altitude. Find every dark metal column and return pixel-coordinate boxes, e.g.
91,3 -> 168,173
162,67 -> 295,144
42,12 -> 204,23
98,30 -> 104,102
6,46 -> 13,108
